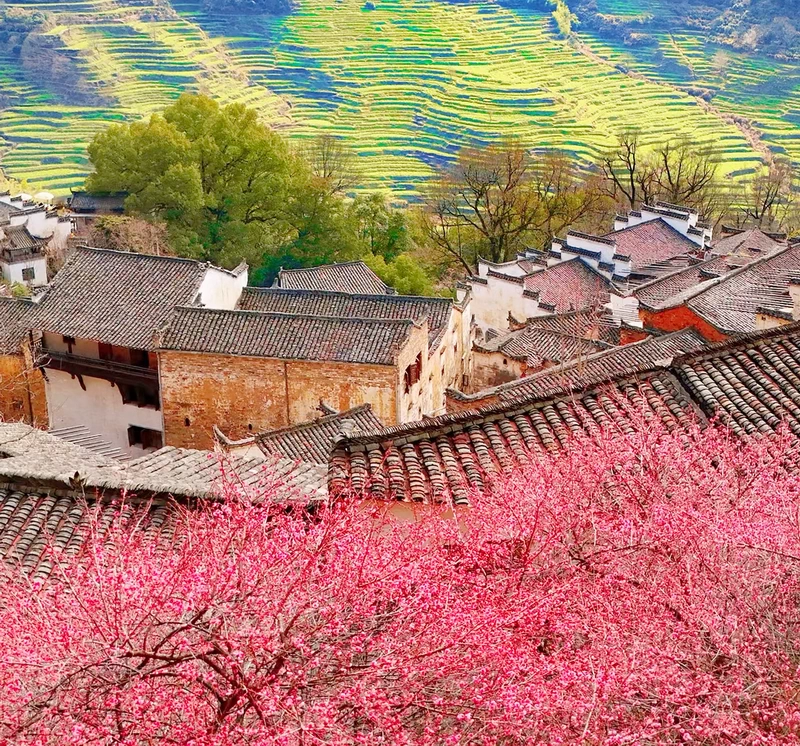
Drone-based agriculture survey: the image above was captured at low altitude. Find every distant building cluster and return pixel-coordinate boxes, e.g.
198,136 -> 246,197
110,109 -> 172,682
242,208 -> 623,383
1,193 -> 800,552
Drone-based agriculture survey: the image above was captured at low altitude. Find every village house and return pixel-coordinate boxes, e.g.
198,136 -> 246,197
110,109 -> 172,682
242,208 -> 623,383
157,307 -> 431,450
0,192 -> 74,286
67,190 -> 127,232
460,256 -> 613,336
235,286 -> 471,418
633,241 -> 800,342
25,247 -> 248,457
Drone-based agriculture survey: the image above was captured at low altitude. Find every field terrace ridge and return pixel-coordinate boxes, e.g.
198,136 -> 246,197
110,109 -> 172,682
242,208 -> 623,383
329,322 -> 800,505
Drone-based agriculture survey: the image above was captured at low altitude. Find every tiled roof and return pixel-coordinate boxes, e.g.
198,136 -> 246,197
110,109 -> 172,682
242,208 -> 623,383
605,219 -> 699,269
711,228 -> 784,257
237,287 -> 452,350
0,225 -> 46,262
158,307 -> 417,365
455,328 -> 708,407
277,261 -> 391,295
0,489 -> 171,579
330,323 -> 800,504
126,447 -> 326,500
329,370 -> 698,504
477,326 -> 605,368
0,423 -> 326,501
522,259 -> 611,313
674,324 -> 800,438
687,243 -> 800,335
0,297 -> 32,354
634,255 -> 736,310
494,328 -> 708,403
527,309 -> 621,346
68,191 -> 127,214
29,248 -> 208,349
256,404 -> 384,465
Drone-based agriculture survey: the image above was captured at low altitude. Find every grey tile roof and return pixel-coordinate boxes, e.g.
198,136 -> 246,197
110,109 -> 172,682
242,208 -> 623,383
711,227 -> 785,257
687,243 -> 800,334
29,247 -> 208,349
604,219 -> 699,269
526,309 -> 621,345
0,225 -> 46,262
674,323 -> 800,438
276,261 -> 391,295
476,326 -> 606,368
634,256 -> 737,310
238,287 -> 453,350
158,307 -> 418,365
522,258 -> 611,313
256,404 -> 384,465
0,296 -> 33,354
453,328 -> 708,408
0,424 -> 326,501
126,447 -> 327,500
330,370 -> 699,504
68,191 -> 127,214
0,489 -> 171,579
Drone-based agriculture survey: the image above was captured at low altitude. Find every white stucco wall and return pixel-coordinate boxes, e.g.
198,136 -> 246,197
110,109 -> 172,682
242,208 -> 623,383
477,259 -> 527,279
45,369 -> 164,457
469,276 -> 541,332
2,256 -> 47,286
608,293 -> 642,327
565,234 -> 616,265
197,266 -> 248,310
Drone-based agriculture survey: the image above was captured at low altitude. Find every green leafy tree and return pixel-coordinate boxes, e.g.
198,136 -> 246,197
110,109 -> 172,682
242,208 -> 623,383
363,253 -> 438,296
87,94 -> 294,267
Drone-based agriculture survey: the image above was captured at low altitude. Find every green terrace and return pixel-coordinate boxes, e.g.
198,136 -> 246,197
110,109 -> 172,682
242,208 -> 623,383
0,0 -> 787,196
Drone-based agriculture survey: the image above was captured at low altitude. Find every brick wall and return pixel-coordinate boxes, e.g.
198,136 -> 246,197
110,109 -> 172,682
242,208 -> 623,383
159,351 -> 398,450
639,306 -> 728,343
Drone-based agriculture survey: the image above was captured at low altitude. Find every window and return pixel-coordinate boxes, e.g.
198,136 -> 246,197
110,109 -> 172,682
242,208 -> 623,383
403,353 -> 423,394
128,425 -> 163,450
119,384 -> 160,410
184,417 -> 191,427
62,335 -> 75,353
129,348 -> 149,368
98,342 -> 113,360
21,267 -> 34,282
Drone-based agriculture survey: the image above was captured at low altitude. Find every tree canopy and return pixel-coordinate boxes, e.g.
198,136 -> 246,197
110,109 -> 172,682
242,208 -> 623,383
3,418 -> 800,742
86,94 -> 436,293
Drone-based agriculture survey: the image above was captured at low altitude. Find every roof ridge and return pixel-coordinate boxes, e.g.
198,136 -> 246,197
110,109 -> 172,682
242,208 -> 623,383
76,245 -> 208,267
241,286 -> 450,304
683,242 -> 796,315
257,404 -> 375,441
172,305 -> 424,327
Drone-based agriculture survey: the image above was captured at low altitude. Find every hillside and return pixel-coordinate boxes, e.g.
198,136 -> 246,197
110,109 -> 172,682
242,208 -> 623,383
0,0 -> 796,196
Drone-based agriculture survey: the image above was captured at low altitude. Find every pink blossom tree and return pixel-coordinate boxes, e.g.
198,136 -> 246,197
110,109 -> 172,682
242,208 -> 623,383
2,418 -> 800,744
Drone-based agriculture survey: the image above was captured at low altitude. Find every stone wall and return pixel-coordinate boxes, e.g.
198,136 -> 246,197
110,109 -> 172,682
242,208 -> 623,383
159,351 -> 399,450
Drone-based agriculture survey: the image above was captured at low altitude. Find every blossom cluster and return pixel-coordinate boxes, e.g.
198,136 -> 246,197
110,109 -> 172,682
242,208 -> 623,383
2,419 -> 800,744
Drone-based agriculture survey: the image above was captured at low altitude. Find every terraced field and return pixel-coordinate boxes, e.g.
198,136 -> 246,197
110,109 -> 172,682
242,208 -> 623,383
583,0 -> 800,169
0,0 -> 789,197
